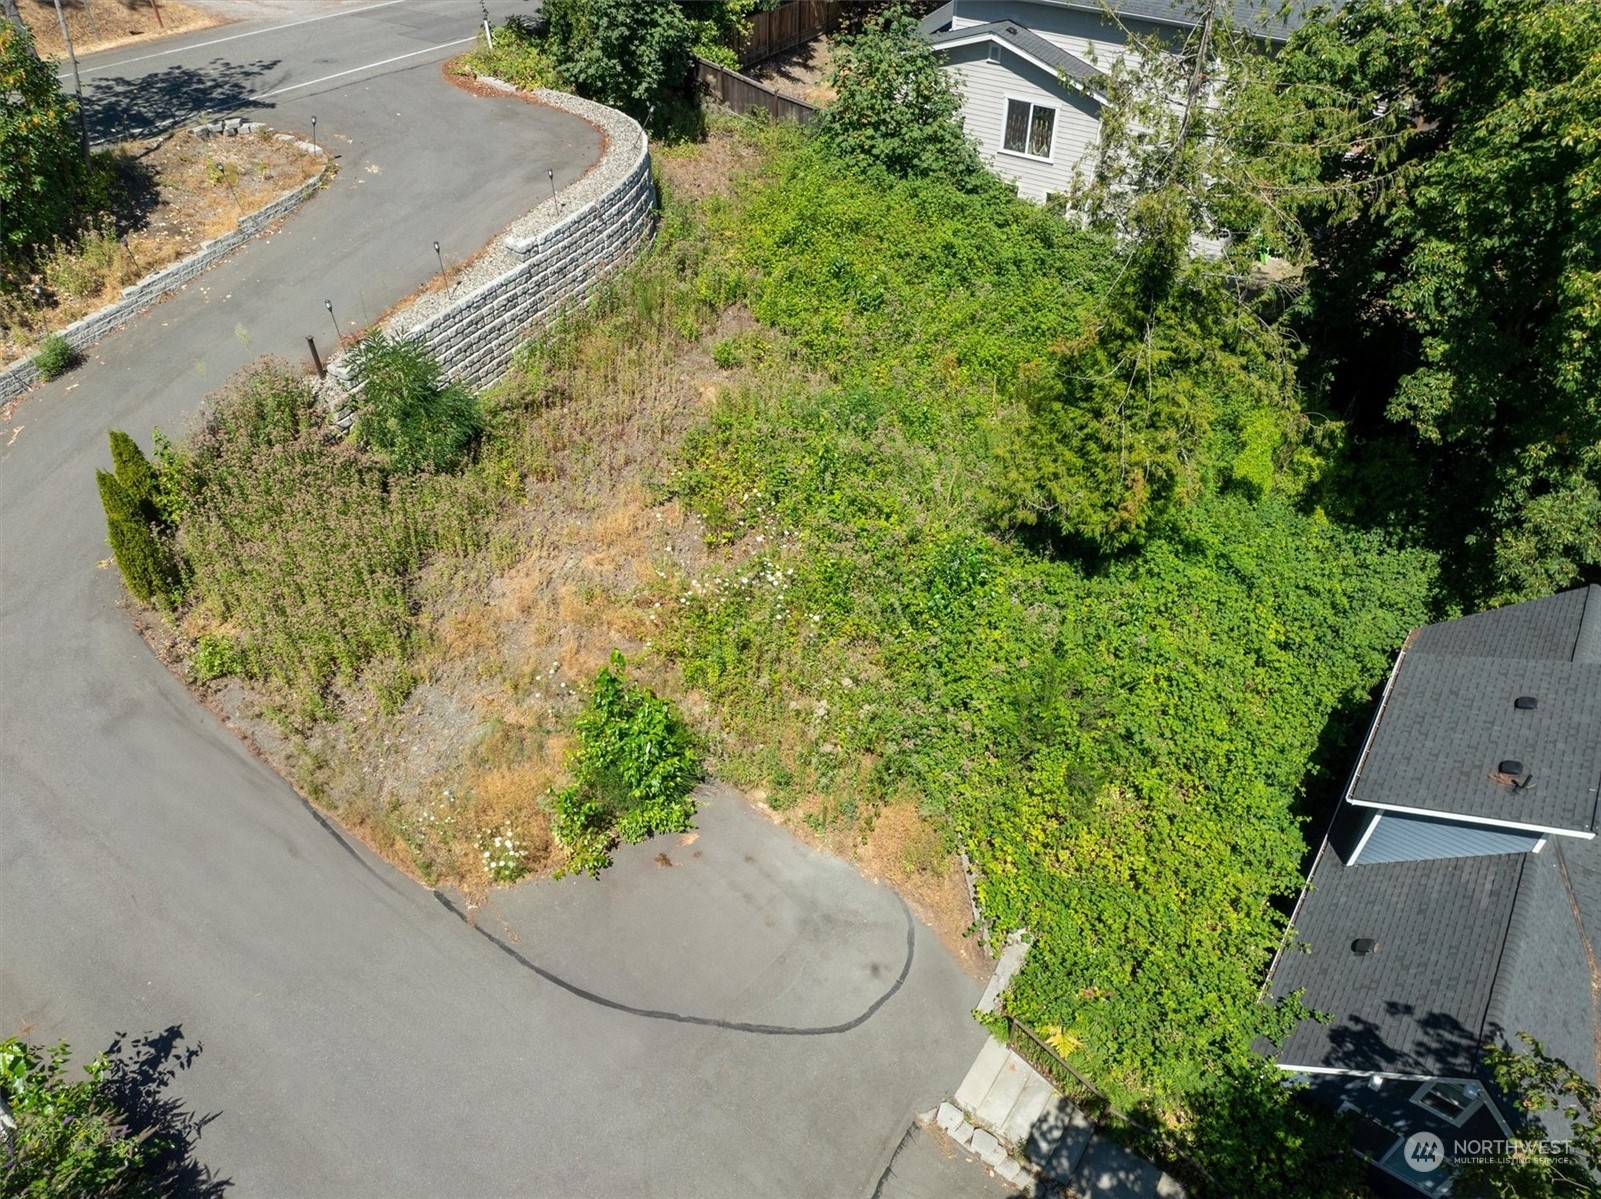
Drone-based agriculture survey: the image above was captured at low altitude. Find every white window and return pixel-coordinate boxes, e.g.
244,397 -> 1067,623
1002,98 -> 1056,160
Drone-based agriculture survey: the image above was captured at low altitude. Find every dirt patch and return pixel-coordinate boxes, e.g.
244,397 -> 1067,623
655,127 -> 767,206
19,0 -> 222,59
745,36 -> 837,107
2,128 -> 324,360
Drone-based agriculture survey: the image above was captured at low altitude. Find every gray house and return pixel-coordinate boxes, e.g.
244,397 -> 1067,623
920,1 -> 1326,203
1263,585 -> 1601,1194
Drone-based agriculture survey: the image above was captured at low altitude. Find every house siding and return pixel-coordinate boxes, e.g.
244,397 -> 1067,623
942,42 -> 1101,200
1355,811 -> 1543,866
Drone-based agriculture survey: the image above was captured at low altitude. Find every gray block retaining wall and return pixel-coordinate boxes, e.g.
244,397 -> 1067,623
0,141 -> 329,405
323,84 -> 655,427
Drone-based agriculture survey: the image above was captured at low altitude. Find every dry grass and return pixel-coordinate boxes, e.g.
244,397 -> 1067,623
20,0 -> 220,59
4,129 -> 323,360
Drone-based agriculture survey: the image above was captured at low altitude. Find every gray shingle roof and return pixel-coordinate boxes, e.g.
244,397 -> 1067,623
1410,584 -> 1598,662
1271,851 -> 1525,1076
922,1 -> 1341,44
1349,655 -> 1601,835
1269,585 -> 1601,1096
927,20 -> 1109,91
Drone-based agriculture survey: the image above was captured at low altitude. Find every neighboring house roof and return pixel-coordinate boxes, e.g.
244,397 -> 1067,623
926,20 -> 1109,99
1266,585 -> 1601,1120
920,0 -> 1340,44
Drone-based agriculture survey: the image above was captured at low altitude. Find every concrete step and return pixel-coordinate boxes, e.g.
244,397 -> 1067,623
972,1051 -> 1031,1130
1070,1132 -> 1188,1198
953,1037 -> 1011,1112
1027,1096 -> 1095,1182
998,1068 -> 1057,1144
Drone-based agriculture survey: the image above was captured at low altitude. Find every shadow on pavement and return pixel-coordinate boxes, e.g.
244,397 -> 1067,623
85,59 -> 281,142
101,1025 -> 230,1197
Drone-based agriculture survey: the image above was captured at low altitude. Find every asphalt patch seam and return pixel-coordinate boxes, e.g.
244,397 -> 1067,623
431,889 -> 917,1036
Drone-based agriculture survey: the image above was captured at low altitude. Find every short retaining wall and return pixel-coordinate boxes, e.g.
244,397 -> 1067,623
321,82 -> 656,427
0,132 -> 329,405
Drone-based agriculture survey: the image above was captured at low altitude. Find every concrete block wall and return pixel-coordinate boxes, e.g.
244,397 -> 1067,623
0,147 -> 329,404
323,85 -> 656,428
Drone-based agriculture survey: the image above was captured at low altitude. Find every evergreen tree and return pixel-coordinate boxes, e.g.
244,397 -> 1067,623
98,432 -> 179,605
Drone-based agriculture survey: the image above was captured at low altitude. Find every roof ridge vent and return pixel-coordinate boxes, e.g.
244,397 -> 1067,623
1574,583 -> 1601,662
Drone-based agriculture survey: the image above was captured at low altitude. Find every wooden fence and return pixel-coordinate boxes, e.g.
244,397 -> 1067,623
734,0 -> 842,67
695,58 -> 820,125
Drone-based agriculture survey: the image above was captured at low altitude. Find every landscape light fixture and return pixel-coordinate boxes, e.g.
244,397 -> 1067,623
325,299 -> 340,344
548,169 -> 557,205
310,115 -> 318,150
434,240 -> 447,287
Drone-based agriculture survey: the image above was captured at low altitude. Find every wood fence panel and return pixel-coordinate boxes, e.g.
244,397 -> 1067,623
695,58 -> 821,124
736,0 -> 841,67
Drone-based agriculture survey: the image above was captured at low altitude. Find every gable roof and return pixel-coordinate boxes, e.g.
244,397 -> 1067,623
1347,654 -> 1601,836
1266,585 -> 1601,1098
1272,850 -> 1525,1078
926,20 -> 1110,100
922,1 -> 1340,45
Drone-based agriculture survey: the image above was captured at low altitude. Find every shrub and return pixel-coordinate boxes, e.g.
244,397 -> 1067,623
815,8 -> 995,191
190,633 -> 243,683
0,1037 -> 163,1197
166,359 -> 492,713
541,0 -> 694,121
462,17 -> 565,91
97,431 -> 180,606
0,23 -> 90,261
552,652 -> 701,875
350,331 -> 482,475
32,333 -> 75,380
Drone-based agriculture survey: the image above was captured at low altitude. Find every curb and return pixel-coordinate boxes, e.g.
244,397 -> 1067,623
0,129 -> 330,405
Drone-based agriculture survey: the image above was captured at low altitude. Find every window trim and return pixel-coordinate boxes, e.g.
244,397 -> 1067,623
998,94 -> 1058,164
1409,1079 -> 1484,1128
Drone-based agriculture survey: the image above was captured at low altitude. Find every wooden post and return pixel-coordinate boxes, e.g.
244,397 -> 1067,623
149,0 -> 164,29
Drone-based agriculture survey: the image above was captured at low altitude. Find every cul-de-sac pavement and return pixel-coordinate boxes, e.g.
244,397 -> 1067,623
0,4 -> 990,1194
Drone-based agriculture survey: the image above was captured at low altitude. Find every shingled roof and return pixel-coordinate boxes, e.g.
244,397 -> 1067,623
926,20 -> 1109,95
1267,585 -> 1601,1101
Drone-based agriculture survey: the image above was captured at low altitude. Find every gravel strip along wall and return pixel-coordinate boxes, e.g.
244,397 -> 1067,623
321,81 -> 655,429
0,129 -> 328,405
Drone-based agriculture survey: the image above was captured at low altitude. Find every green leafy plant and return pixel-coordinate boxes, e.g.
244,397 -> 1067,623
540,0 -> 695,121
552,652 -> 701,875
350,330 -> 482,475
190,633 -> 243,683
31,333 -> 76,380
0,23 -> 91,261
0,1037 -> 162,1197
815,7 -> 996,191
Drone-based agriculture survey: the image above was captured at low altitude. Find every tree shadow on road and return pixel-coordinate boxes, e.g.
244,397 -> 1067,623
101,1025 -> 231,1197
84,58 -> 282,143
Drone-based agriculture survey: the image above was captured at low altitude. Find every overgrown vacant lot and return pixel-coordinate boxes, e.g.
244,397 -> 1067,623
125,119 -> 1433,1139
2,129 -> 323,361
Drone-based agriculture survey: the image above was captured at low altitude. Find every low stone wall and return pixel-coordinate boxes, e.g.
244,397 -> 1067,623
0,134 -> 329,405
322,82 -> 655,426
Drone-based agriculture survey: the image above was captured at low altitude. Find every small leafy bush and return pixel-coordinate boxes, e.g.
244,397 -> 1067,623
351,331 -> 482,474
552,652 -> 701,875
462,17 -> 565,91
0,1037 -> 163,1197
540,0 -> 694,121
190,633 -> 243,682
32,333 -> 75,380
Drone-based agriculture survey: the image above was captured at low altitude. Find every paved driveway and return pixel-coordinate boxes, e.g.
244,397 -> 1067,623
0,5 -> 985,1194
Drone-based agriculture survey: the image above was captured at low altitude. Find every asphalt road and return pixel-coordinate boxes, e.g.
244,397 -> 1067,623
0,5 -> 986,1195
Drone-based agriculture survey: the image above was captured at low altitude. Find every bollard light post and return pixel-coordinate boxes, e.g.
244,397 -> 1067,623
325,300 -> 340,345
310,115 -> 317,150
434,240 -> 447,288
